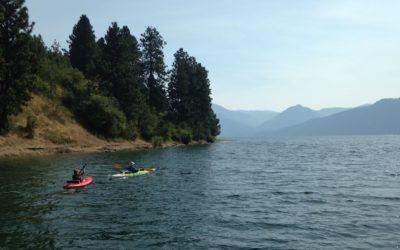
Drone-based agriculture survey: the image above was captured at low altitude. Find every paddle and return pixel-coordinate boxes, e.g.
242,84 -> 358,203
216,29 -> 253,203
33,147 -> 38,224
112,162 -> 126,174
81,163 -> 87,172
112,162 -> 122,170
143,167 -> 155,173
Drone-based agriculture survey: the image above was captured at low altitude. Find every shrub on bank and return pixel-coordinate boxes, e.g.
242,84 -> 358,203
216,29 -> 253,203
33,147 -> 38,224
25,115 -> 38,139
78,95 -> 128,138
151,136 -> 164,148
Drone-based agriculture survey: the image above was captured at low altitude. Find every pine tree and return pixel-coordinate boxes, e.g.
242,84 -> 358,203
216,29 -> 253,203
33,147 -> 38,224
189,62 -> 220,140
0,0 -> 36,133
68,14 -> 96,77
97,22 -> 146,124
140,27 -> 168,112
168,48 -> 193,122
168,48 -> 220,141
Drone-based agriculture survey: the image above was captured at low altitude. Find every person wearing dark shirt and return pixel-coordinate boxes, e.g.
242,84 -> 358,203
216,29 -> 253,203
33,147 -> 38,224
72,164 -> 86,182
126,161 -> 138,173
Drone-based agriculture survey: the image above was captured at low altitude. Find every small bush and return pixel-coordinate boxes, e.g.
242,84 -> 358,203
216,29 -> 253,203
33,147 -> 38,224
156,122 -> 173,141
139,110 -> 159,141
151,136 -> 164,148
172,127 -> 192,144
33,76 -> 51,95
180,130 -> 192,144
206,135 -> 216,143
25,115 -> 38,139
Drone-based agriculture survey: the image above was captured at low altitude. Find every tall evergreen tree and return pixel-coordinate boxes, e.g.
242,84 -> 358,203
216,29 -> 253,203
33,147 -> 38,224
189,62 -> 220,140
140,27 -> 168,112
0,0 -> 35,133
68,14 -> 96,77
97,22 -> 146,123
168,48 -> 193,122
168,48 -> 220,141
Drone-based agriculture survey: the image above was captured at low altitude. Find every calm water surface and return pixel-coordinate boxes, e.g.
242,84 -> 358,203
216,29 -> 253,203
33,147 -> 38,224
1,136 -> 400,249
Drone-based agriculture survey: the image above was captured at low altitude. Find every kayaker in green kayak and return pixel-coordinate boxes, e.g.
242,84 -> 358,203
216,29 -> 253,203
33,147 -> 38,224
125,161 -> 139,173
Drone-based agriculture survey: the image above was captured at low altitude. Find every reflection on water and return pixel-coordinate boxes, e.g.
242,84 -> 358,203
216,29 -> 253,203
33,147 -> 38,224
1,136 -> 400,249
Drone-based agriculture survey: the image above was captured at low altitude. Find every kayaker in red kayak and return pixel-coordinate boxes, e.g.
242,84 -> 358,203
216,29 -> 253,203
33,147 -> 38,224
72,164 -> 86,182
64,164 -> 93,189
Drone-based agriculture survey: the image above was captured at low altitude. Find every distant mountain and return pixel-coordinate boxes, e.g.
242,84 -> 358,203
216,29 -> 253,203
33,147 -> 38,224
270,98 -> 400,136
258,105 -> 321,132
235,110 -> 277,126
212,104 -> 277,127
216,116 -> 254,137
212,104 -> 277,137
318,107 -> 348,117
212,104 -> 253,137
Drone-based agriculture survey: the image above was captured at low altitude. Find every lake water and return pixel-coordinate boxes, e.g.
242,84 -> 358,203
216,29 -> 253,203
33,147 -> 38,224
1,136 -> 400,249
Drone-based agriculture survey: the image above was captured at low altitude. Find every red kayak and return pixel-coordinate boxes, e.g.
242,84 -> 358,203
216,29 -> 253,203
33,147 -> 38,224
63,177 -> 93,189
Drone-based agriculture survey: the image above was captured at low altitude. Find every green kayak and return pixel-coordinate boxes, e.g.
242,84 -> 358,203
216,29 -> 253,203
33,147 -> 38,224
112,168 -> 155,177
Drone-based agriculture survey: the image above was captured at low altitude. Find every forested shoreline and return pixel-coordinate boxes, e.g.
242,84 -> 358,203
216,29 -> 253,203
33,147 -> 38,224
0,0 -> 220,146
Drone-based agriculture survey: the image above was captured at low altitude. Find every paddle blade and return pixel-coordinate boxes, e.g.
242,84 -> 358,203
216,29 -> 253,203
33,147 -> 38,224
112,162 -> 122,169
144,167 -> 155,173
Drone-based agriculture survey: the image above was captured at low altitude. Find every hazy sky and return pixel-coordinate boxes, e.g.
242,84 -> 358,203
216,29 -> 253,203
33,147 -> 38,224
26,0 -> 400,111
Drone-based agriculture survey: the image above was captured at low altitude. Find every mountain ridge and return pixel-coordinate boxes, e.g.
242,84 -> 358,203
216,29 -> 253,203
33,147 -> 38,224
258,105 -> 321,132
268,98 -> 400,136
212,104 -> 277,137
213,99 -> 399,137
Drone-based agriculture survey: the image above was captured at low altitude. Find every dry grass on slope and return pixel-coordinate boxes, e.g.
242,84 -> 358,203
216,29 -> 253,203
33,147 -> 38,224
0,95 -> 151,158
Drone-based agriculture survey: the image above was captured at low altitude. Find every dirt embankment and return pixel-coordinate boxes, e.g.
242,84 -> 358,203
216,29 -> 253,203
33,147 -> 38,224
0,134 -> 155,158
0,95 -> 177,159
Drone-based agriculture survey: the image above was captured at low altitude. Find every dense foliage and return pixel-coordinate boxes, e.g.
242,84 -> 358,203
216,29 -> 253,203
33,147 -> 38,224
0,0 -> 220,143
0,0 -> 36,133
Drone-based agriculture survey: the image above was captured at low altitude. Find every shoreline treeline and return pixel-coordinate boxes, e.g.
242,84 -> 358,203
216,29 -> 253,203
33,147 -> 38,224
0,1 -> 220,144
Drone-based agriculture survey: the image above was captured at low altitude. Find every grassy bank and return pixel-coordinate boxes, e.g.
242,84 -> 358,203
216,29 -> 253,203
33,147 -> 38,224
0,95 -> 184,159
